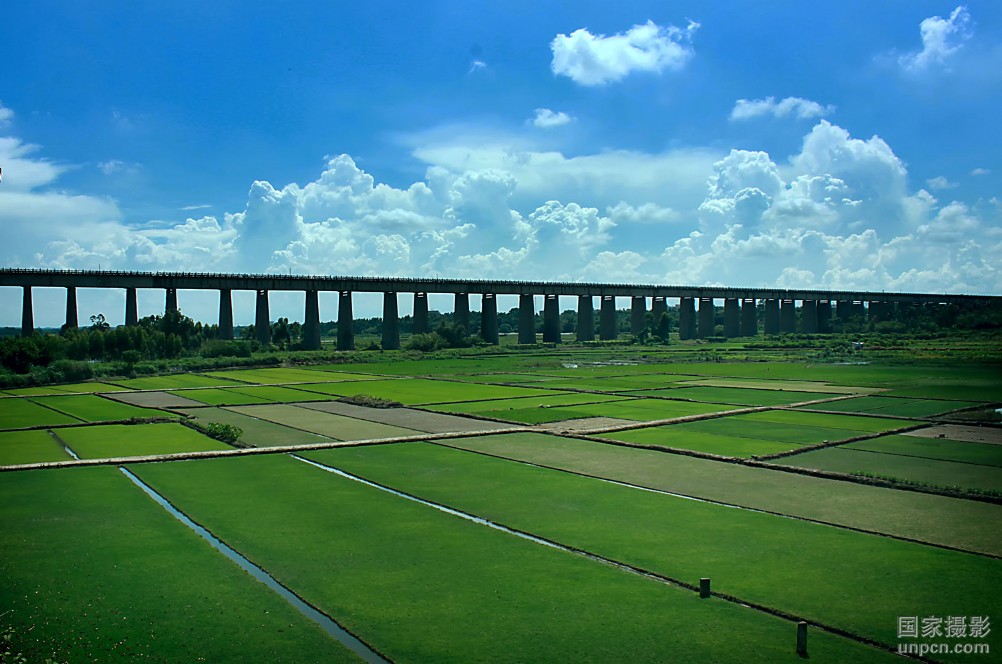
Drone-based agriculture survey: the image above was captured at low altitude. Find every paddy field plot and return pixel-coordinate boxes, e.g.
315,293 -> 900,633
0,429 -> 73,465
29,394 -> 166,423
108,374 -> 245,390
300,400 -> 512,434
166,385 -> 330,406
104,390 -> 208,409
227,403 -> 420,440
55,422 -> 231,458
440,432 -> 1002,556
798,395 -> 984,418
294,377 -> 558,405
676,377 -> 874,394
177,406 -> 327,447
905,424 -> 1002,445
620,386 -> 844,406
205,367 -> 382,384
2,381 -> 128,396
129,454 -> 898,663
0,467 -> 355,663
304,441 -> 1002,655
845,433 -> 1002,467
0,398 -> 81,429
778,446 -> 1002,493
514,373 -> 697,392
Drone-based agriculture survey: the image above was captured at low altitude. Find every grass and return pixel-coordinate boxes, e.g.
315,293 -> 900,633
847,434 -> 1002,467
55,422 -> 231,458
0,398 -> 81,429
130,454 -> 900,663
0,429 -> 73,465
29,394 -> 166,423
438,432 -> 1002,556
304,442 -> 1002,654
779,447 -> 1002,493
0,466 -> 356,663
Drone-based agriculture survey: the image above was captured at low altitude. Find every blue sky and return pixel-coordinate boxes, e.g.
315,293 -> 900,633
2,2 -> 1000,325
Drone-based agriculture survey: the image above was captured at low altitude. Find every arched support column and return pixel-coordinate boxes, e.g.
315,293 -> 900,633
165,288 -> 178,315
337,291 -> 354,350
21,286 -> 34,337
599,296 -> 617,340
543,294 -> 560,343
764,299 -> 780,335
518,294 -> 536,344
723,298 -> 740,338
124,288 -> 138,327
481,294 -> 498,345
740,299 -> 757,337
800,299 -> 818,334
697,297 -> 714,338
413,293 -> 429,334
381,292 -> 400,350
780,299 -> 796,333
303,290 -> 321,350
679,297 -> 696,340
255,290 -> 271,345
576,295 -> 594,342
817,300 -> 832,333
630,296 -> 647,336
65,286 -> 78,329
454,293 -> 470,333
218,289 -> 234,340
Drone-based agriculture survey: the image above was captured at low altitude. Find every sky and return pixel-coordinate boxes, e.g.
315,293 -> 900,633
2,1 -> 1001,326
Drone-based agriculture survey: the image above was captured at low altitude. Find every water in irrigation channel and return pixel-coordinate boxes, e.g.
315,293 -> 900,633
117,467 -> 388,664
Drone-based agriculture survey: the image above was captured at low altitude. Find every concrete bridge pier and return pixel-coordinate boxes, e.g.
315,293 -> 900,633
852,301 -> 866,319
381,292 -> 399,350
518,294 -> 536,344
651,296 -> 668,332
21,286 -> 33,336
836,300 -> 851,321
868,301 -> 881,322
577,295 -> 595,341
303,290 -> 321,350
337,291 -> 354,350
780,299 -> 796,333
800,299 -> 818,333
543,295 -> 561,343
65,286 -> 78,329
413,293 -> 429,334
817,300 -> 832,333
765,298 -> 781,334
723,298 -> 740,338
741,299 -> 757,337
481,293 -> 499,345
125,287 -> 138,327
165,288 -> 178,315
255,290 -> 271,345
454,293 -> 470,333
218,289 -> 234,340
679,297 -> 696,340
630,296 -> 647,336
599,296 -> 617,340
697,297 -> 714,338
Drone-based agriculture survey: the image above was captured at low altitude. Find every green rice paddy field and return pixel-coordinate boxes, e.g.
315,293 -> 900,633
2,348 -> 1000,662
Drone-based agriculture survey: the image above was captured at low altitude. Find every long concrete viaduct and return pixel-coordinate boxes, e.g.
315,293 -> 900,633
2,269 -> 998,350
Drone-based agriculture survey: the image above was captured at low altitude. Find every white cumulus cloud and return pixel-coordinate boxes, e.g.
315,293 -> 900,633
531,108 -> 573,128
899,5 -> 972,71
550,19 -> 699,86
0,102 -> 13,126
730,96 -> 835,121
